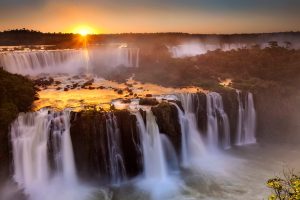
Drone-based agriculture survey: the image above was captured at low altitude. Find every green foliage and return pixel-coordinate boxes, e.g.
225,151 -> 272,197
0,68 -> 37,130
134,43 -> 300,94
267,171 -> 300,200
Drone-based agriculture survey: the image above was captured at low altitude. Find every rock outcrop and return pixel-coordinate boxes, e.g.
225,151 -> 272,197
151,102 -> 181,153
70,110 -> 142,181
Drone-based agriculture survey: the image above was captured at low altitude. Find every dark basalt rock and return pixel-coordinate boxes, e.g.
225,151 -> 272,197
34,77 -> 54,87
114,110 -> 143,177
70,111 -> 109,182
139,98 -> 159,106
82,79 -> 94,88
151,102 -> 181,153
193,93 -> 207,133
117,89 -> 123,94
69,110 -> 143,181
0,130 -> 10,179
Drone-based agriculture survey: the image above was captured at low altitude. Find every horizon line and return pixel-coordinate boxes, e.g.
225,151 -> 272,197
1,28 -> 300,36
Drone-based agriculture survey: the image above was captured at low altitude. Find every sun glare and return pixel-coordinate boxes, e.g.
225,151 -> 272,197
79,29 -> 89,36
72,26 -> 97,36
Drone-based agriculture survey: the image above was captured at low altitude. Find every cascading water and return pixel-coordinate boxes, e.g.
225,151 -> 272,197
174,93 -> 206,167
169,42 -> 248,58
88,47 -> 140,69
0,50 -> 86,75
10,109 -> 82,200
206,92 -> 231,150
134,110 -> 168,180
105,113 -> 126,184
0,47 -> 140,76
235,91 -> 257,145
134,109 -> 180,200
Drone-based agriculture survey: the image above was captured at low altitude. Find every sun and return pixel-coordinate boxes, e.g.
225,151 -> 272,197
78,29 -> 89,36
72,26 -> 97,36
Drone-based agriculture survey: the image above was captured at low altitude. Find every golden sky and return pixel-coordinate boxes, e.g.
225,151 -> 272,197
0,0 -> 299,34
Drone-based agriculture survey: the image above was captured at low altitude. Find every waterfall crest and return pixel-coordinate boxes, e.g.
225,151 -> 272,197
0,47 -> 140,75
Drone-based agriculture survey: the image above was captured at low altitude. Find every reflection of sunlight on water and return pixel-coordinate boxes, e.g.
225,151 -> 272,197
34,75 -> 204,111
219,78 -> 232,87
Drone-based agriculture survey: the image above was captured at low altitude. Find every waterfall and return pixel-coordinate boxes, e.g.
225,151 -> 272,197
174,93 -> 206,167
0,50 -> 86,75
134,110 -> 168,180
169,42 -> 248,58
206,92 -> 231,150
88,47 -> 139,69
0,47 -> 140,76
235,91 -> 257,145
160,134 -> 179,172
11,109 -> 77,192
105,113 -> 126,184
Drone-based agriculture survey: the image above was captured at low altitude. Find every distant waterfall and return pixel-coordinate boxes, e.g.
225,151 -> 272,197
11,109 -> 77,191
0,50 -> 85,75
235,91 -> 257,145
88,47 -> 140,69
174,94 -> 206,167
105,113 -> 126,184
206,92 -> 231,149
0,47 -> 140,76
134,110 -> 168,180
169,43 -> 248,58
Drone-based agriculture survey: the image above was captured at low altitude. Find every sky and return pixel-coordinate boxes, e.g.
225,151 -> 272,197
0,0 -> 300,34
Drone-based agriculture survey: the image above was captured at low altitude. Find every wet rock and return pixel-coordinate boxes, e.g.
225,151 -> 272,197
117,89 -> 123,95
139,98 -> 159,106
125,83 -> 133,87
70,110 -> 142,180
82,79 -> 94,88
54,80 -> 61,85
34,77 -> 54,87
121,99 -> 131,104
151,103 -> 181,153
70,111 -> 108,180
193,92 -> 208,133
126,88 -> 133,93
0,130 -> 9,179
72,75 -> 80,79
71,83 -> 78,89
114,110 -> 143,177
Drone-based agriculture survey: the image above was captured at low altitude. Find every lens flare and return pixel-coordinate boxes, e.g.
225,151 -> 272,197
72,26 -> 97,36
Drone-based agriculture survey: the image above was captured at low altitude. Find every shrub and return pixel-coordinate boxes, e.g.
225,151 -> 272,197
267,171 -> 300,200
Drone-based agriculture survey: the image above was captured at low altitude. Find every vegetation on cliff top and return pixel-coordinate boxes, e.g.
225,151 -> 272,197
133,42 -> 300,93
0,68 -> 37,130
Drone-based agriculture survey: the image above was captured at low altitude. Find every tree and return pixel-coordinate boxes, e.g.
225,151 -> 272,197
267,171 -> 300,200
